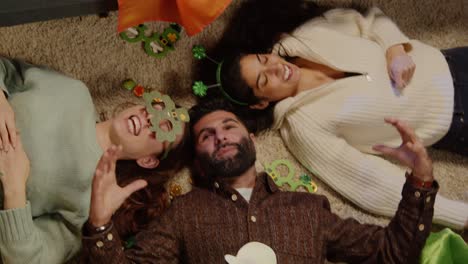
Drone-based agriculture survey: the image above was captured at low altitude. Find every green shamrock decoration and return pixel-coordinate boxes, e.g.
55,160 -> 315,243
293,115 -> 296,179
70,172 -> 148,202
123,79 -> 137,91
120,24 -> 148,43
264,160 -> 318,193
299,174 -> 312,184
124,236 -> 136,249
192,81 -> 208,97
121,23 -> 182,59
192,45 -> 207,60
299,174 -> 317,192
144,23 -> 181,58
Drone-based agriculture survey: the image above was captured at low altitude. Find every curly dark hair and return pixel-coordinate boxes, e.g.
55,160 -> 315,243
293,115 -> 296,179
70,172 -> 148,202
218,0 -> 367,54
195,0 -> 367,132
219,0 -> 332,55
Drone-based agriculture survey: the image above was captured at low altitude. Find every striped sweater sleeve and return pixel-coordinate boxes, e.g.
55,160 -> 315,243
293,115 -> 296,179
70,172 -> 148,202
280,116 -> 468,229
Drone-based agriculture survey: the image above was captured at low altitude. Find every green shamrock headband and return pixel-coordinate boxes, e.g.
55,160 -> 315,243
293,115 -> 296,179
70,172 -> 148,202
191,45 -> 248,106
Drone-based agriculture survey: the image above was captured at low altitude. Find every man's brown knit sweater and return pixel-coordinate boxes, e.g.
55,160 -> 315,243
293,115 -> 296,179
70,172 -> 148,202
82,173 -> 438,263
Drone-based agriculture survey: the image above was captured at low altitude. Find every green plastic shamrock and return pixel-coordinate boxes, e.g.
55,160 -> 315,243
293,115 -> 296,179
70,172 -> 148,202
123,79 -> 137,91
120,24 -> 148,43
192,45 -> 207,60
299,174 -> 312,184
192,81 -> 208,97
299,173 -> 317,192
124,236 -> 136,249
144,24 -> 181,58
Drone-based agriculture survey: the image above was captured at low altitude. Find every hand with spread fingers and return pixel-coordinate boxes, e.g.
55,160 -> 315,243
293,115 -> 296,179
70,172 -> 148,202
0,133 -> 30,209
372,117 -> 434,183
0,91 -> 18,151
386,44 -> 416,90
88,145 -> 148,228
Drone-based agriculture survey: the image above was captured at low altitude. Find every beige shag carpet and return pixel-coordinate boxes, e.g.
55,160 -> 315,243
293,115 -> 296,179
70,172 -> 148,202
0,0 -> 467,258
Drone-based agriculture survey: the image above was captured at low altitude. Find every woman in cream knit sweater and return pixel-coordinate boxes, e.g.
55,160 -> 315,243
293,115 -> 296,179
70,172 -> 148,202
205,1 -> 468,229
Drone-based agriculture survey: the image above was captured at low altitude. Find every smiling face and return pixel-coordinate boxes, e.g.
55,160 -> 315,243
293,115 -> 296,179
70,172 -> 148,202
109,104 -> 184,161
193,110 -> 256,179
240,53 -> 301,102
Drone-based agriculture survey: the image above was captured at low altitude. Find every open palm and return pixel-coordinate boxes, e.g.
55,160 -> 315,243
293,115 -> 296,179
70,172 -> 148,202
89,145 -> 148,227
373,118 -> 433,181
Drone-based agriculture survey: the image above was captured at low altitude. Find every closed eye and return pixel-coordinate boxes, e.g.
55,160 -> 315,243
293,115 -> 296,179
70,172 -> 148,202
200,132 -> 213,142
262,74 -> 268,87
223,119 -> 239,130
165,121 -> 173,131
257,72 -> 268,90
159,120 -> 173,132
259,55 -> 268,88
256,54 -> 265,90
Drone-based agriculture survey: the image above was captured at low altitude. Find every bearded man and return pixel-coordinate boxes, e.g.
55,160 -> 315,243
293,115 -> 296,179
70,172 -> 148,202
82,98 -> 438,264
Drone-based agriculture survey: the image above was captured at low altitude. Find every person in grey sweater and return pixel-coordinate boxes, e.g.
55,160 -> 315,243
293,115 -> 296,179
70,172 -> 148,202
0,57 -> 190,263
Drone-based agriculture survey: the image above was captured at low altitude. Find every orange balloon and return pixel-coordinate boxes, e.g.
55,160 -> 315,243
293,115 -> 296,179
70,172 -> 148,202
117,0 -> 232,36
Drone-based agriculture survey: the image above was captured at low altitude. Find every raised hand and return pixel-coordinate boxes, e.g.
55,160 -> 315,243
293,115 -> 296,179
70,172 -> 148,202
372,118 -> 433,182
386,44 -> 416,90
0,133 -> 30,209
0,91 -> 18,151
89,145 -> 148,227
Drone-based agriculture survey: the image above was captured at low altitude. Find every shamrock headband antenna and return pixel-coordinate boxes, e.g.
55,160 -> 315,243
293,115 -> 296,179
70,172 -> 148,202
191,45 -> 248,106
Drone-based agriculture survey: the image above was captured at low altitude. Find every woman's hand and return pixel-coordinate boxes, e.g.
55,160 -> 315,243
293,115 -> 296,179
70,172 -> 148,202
0,134 -> 30,209
89,145 -> 148,227
0,91 -> 18,151
372,118 -> 433,182
386,44 -> 416,90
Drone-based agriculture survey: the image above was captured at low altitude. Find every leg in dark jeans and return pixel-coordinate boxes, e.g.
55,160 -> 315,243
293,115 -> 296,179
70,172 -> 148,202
432,47 -> 468,156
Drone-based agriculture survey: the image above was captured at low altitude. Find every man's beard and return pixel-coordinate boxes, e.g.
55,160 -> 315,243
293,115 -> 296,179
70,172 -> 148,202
197,136 -> 256,179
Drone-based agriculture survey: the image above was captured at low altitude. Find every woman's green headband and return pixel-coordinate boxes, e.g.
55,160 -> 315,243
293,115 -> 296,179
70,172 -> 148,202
191,45 -> 248,106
